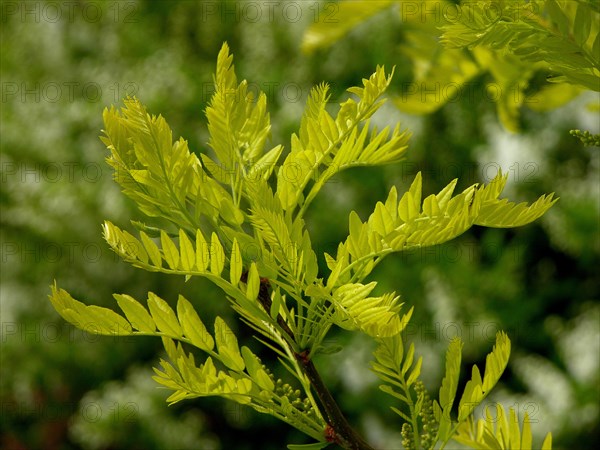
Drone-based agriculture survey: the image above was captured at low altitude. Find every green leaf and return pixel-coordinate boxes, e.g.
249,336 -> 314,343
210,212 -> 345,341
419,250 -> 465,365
177,295 -> 214,352
317,344 -> 343,355
287,443 -> 328,450
547,0 -> 570,36
541,433 -> 553,450
161,230 -> 180,270
229,238 -> 243,285
140,231 -> 162,267
395,28 -> 480,115
101,98 -> 203,231
475,195 -> 558,228
302,0 -> 393,54
458,332 -> 511,421
438,337 -> 463,440
179,229 -> 195,271
270,288 -> 282,320
439,337 -> 462,411
593,31 -> 600,61
406,356 -> 422,386
114,293 -> 155,333
210,232 -> 225,276
453,404 -> 553,450
119,230 -> 148,264
206,42 -> 273,197
398,172 -> 422,222
331,283 -> 404,337
85,305 -> 134,335
247,144 -> 283,181
402,343 -> 415,376
49,284 -> 132,336
147,292 -> 182,337
329,170 -> 555,289
195,229 -> 208,272
241,346 -> 274,391
215,317 -> 245,371
509,407 -> 521,449
246,262 -> 260,301
574,2 -> 592,46
276,65 -> 400,215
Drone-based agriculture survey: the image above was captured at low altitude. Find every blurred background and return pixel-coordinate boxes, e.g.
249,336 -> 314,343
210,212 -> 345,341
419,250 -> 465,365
1,1 -> 598,449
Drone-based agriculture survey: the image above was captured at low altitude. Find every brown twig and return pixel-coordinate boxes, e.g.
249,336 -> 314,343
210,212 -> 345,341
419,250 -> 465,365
295,349 -> 375,450
253,275 -> 375,450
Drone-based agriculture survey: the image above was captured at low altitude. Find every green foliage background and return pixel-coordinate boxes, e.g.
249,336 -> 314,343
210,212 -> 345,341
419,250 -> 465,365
1,1 -> 598,449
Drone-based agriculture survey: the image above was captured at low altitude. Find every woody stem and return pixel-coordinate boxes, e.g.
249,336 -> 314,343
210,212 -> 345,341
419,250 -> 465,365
256,281 -> 375,450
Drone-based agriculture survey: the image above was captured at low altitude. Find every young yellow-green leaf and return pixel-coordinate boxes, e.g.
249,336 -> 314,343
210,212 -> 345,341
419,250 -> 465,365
406,356 -> 422,386
49,283 -> 85,317
509,407 -> 521,449
302,0 -> 393,54
215,317 -> 245,371
246,263 -> 260,301
85,305 -> 133,335
482,331 -> 511,392
546,0 -> 570,36
439,337 -> 463,413
402,343 -> 415,375
147,292 -> 182,337
177,295 -> 214,352
573,2 -> 592,47
160,230 -> 179,270
219,198 -> 245,226
247,144 -> 283,181
121,230 -> 148,264
592,31 -> 600,61
179,229 -> 196,271
458,332 -> 510,421
49,284 -> 132,335
475,194 -> 557,228
270,289 -> 282,320
241,346 -> 274,391
436,178 -> 458,209
522,412 -> 533,449
195,229 -> 208,272
210,232 -> 225,276
398,172 -> 422,222
113,293 -> 155,332
140,231 -> 162,267
59,308 -> 84,330
541,432 -> 552,450
229,238 -> 243,285
422,193 -> 442,217
490,404 -> 508,445
241,346 -> 260,374
371,201 -> 394,237
476,362 -> 486,385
